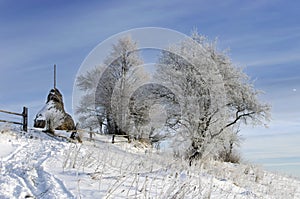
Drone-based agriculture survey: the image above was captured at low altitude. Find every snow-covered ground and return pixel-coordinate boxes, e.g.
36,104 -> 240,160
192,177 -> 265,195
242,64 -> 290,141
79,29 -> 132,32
0,125 -> 300,198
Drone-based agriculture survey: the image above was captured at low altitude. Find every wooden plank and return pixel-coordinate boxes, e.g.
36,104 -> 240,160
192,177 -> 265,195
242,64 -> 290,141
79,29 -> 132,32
0,119 -> 23,125
113,134 -> 129,137
0,107 -> 28,132
0,109 -> 23,116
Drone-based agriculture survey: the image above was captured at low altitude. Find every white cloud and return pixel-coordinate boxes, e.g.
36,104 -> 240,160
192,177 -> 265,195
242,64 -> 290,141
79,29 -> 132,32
246,53 -> 300,67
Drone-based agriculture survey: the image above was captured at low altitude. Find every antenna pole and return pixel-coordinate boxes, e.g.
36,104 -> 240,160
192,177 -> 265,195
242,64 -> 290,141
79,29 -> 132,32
54,64 -> 56,89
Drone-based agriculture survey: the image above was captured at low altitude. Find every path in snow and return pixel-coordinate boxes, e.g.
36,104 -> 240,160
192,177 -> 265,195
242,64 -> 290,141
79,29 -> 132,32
0,133 -> 74,199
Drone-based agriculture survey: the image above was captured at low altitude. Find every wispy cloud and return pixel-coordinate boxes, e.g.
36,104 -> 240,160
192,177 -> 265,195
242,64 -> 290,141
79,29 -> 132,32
245,52 -> 300,67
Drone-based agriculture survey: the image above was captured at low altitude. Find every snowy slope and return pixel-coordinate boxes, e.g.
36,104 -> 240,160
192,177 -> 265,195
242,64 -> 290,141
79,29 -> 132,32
0,126 -> 299,199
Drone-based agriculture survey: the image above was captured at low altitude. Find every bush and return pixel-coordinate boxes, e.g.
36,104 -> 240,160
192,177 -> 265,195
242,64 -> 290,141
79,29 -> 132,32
218,150 -> 241,163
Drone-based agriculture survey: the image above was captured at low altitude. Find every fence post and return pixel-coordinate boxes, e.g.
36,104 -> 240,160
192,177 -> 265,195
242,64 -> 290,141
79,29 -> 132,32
112,134 -> 115,144
22,107 -> 28,132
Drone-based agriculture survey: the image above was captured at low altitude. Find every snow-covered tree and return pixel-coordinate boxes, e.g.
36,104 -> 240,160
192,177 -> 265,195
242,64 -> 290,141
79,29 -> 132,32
128,83 -> 180,142
156,31 -> 270,163
76,36 -> 149,135
76,67 -> 105,133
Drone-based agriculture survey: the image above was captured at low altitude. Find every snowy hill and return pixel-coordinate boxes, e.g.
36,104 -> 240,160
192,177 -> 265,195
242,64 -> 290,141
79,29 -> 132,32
0,125 -> 299,198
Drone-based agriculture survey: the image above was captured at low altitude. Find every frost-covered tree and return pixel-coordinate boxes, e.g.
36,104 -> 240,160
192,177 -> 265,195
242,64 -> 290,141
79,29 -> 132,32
76,67 -> 104,133
76,36 -> 149,135
128,83 -> 180,142
156,31 -> 270,163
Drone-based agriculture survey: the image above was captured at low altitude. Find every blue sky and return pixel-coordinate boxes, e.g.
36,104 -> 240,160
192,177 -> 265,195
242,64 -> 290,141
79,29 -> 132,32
1,0 -> 300,177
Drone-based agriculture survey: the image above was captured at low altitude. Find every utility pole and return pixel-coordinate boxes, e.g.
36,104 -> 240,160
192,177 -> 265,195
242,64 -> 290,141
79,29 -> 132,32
54,64 -> 56,89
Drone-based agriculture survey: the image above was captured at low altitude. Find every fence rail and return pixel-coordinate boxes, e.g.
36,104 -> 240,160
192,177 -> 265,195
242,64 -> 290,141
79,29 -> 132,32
67,129 -> 130,143
0,107 -> 28,132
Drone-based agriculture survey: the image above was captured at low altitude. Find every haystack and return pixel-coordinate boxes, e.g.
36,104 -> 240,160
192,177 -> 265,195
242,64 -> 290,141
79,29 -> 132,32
34,88 -> 75,131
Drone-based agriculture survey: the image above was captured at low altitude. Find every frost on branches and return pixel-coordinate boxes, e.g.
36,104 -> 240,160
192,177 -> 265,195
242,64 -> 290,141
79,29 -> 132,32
75,31 -> 270,164
156,31 -> 270,163
76,36 -> 149,135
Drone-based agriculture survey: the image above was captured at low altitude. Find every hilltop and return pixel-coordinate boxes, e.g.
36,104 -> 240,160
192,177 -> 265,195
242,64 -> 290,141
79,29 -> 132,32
0,125 -> 299,198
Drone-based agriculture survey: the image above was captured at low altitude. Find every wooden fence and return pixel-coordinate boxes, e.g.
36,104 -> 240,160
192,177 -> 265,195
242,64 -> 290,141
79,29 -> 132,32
0,107 -> 28,132
67,128 -> 130,144
111,134 -> 130,143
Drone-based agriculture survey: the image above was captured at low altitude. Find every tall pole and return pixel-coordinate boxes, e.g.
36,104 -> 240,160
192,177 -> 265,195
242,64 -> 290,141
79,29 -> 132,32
54,64 -> 56,89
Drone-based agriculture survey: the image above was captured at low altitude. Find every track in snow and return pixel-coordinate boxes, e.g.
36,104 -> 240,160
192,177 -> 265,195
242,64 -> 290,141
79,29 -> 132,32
0,135 -> 74,199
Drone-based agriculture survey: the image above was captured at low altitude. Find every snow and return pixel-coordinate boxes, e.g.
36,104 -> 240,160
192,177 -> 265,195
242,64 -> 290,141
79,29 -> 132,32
0,127 -> 300,198
35,107 -> 46,121
0,135 -> 18,159
34,101 -> 66,131
35,101 -> 55,121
